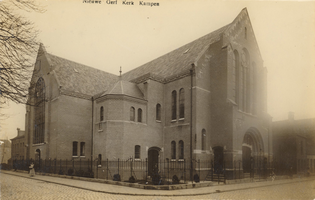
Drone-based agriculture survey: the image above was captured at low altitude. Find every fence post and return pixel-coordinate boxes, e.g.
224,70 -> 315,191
145,158 -> 148,183
80,158 -> 81,171
60,159 -> 61,174
66,159 -> 67,175
211,160 -> 213,181
107,158 -> 109,180
118,158 -> 120,175
130,157 -> 133,178
168,159 -> 170,185
184,159 -> 186,183
72,159 -> 74,175
198,159 -> 200,181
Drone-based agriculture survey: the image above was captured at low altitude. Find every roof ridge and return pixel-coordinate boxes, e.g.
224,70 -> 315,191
46,53 -> 118,77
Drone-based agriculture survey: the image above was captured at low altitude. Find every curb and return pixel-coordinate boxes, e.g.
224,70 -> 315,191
1,170 -> 314,197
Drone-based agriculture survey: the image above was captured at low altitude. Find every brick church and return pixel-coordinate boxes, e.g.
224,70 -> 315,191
24,8 -> 272,178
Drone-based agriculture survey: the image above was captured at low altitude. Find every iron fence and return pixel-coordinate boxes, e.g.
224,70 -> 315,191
11,158 -> 277,184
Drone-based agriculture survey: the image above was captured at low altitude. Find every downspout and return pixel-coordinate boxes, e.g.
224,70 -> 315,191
190,63 -> 195,182
91,97 -> 94,171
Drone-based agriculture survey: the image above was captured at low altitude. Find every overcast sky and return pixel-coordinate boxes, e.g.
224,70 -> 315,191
1,0 -> 314,140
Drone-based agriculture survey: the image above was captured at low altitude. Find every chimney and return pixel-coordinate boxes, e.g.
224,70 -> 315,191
288,112 -> 294,121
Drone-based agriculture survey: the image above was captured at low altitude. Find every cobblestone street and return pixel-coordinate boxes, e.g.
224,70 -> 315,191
1,173 -> 314,200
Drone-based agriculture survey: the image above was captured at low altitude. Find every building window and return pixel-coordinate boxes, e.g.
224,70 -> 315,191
72,141 -> 78,156
179,88 -> 185,119
130,107 -> 135,121
179,140 -> 184,159
98,154 -> 102,165
252,62 -> 257,115
100,106 -> 104,121
202,129 -> 206,151
80,142 -> 85,156
135,145 -> 140,159
171,90 -> 177,120
156,104 -> 161,121
245,27 -> 247,39
34,77 -> 45,144
138,108 -> 142,122
171,141 -> 176,159
234,50 -> 240,107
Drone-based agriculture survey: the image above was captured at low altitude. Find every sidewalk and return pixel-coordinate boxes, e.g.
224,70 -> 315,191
1,170 -> 314,196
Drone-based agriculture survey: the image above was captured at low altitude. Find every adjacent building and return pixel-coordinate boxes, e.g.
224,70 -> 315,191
23,8 -> 272,179
10,128 -> 26,160
273,112 -> 315,174
0,139 -> 11,165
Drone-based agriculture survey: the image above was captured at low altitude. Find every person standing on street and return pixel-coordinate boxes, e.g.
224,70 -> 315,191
29,163 -> 35,177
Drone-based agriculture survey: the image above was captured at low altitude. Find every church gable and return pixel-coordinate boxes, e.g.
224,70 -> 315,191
223,8 -> 262,61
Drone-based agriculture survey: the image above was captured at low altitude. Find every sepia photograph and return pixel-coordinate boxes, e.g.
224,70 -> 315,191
0,0 -> 314,199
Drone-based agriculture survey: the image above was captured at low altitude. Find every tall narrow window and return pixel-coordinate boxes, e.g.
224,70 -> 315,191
234,50 -> 240,107
138,108 -> 142,122
98,154 -> 102,165
34,78 -> 45,144
100,106 -> 104,121
156,104 -> 161,121
179,140 -> 184,159
246,65 -> 251,113
179,88 -> 185,118
245,27 -> 247,39
130,107 -> 135,121
72,141 -> 78,156
171,90 -> 177,120
202,129 -> 206,151
171,141 -> 176,159
252,62 -> 257,115
135,145 -> 140,159
80,142 -> 85,156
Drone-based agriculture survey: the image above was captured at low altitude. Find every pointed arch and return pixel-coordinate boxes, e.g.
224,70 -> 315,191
171,90 -> 177,120
34,77 -> 45,144
179,88 -> 185,118
234,50 -> 240,107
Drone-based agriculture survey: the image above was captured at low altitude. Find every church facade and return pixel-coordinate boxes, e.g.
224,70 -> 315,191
24,8 -> 272,178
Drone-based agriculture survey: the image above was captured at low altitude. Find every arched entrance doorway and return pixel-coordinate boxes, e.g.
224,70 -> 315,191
213,146 -> 224,174
242,128 -> 264,174
148,147 -> 161,176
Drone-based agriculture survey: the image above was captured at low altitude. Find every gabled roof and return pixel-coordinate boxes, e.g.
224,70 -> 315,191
122,24 -> 230,82
46,53 -> 119,96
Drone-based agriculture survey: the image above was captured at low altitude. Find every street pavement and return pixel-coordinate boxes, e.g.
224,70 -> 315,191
1,170 -> 314,199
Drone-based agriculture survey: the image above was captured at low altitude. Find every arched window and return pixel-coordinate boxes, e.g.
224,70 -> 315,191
138,108 -> 142,122
156,104 -> 161,121
202,129 -> 206,151
130,107 -> 135,121
98,154 -> 102,165
234,50 -> 240,107
179,140 -> 184,159
80,142 -> 85,156
244,50 -> 251,113
252,62 -> 257,115
171,141 -> 176,159
179,88 -> 185,118
242,48 -> 250,113
72,141 -> 78,156
34,78 -> 45,144
100,106 -> 104,121
171,90 -> 177,120
135,145 -> 140,159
